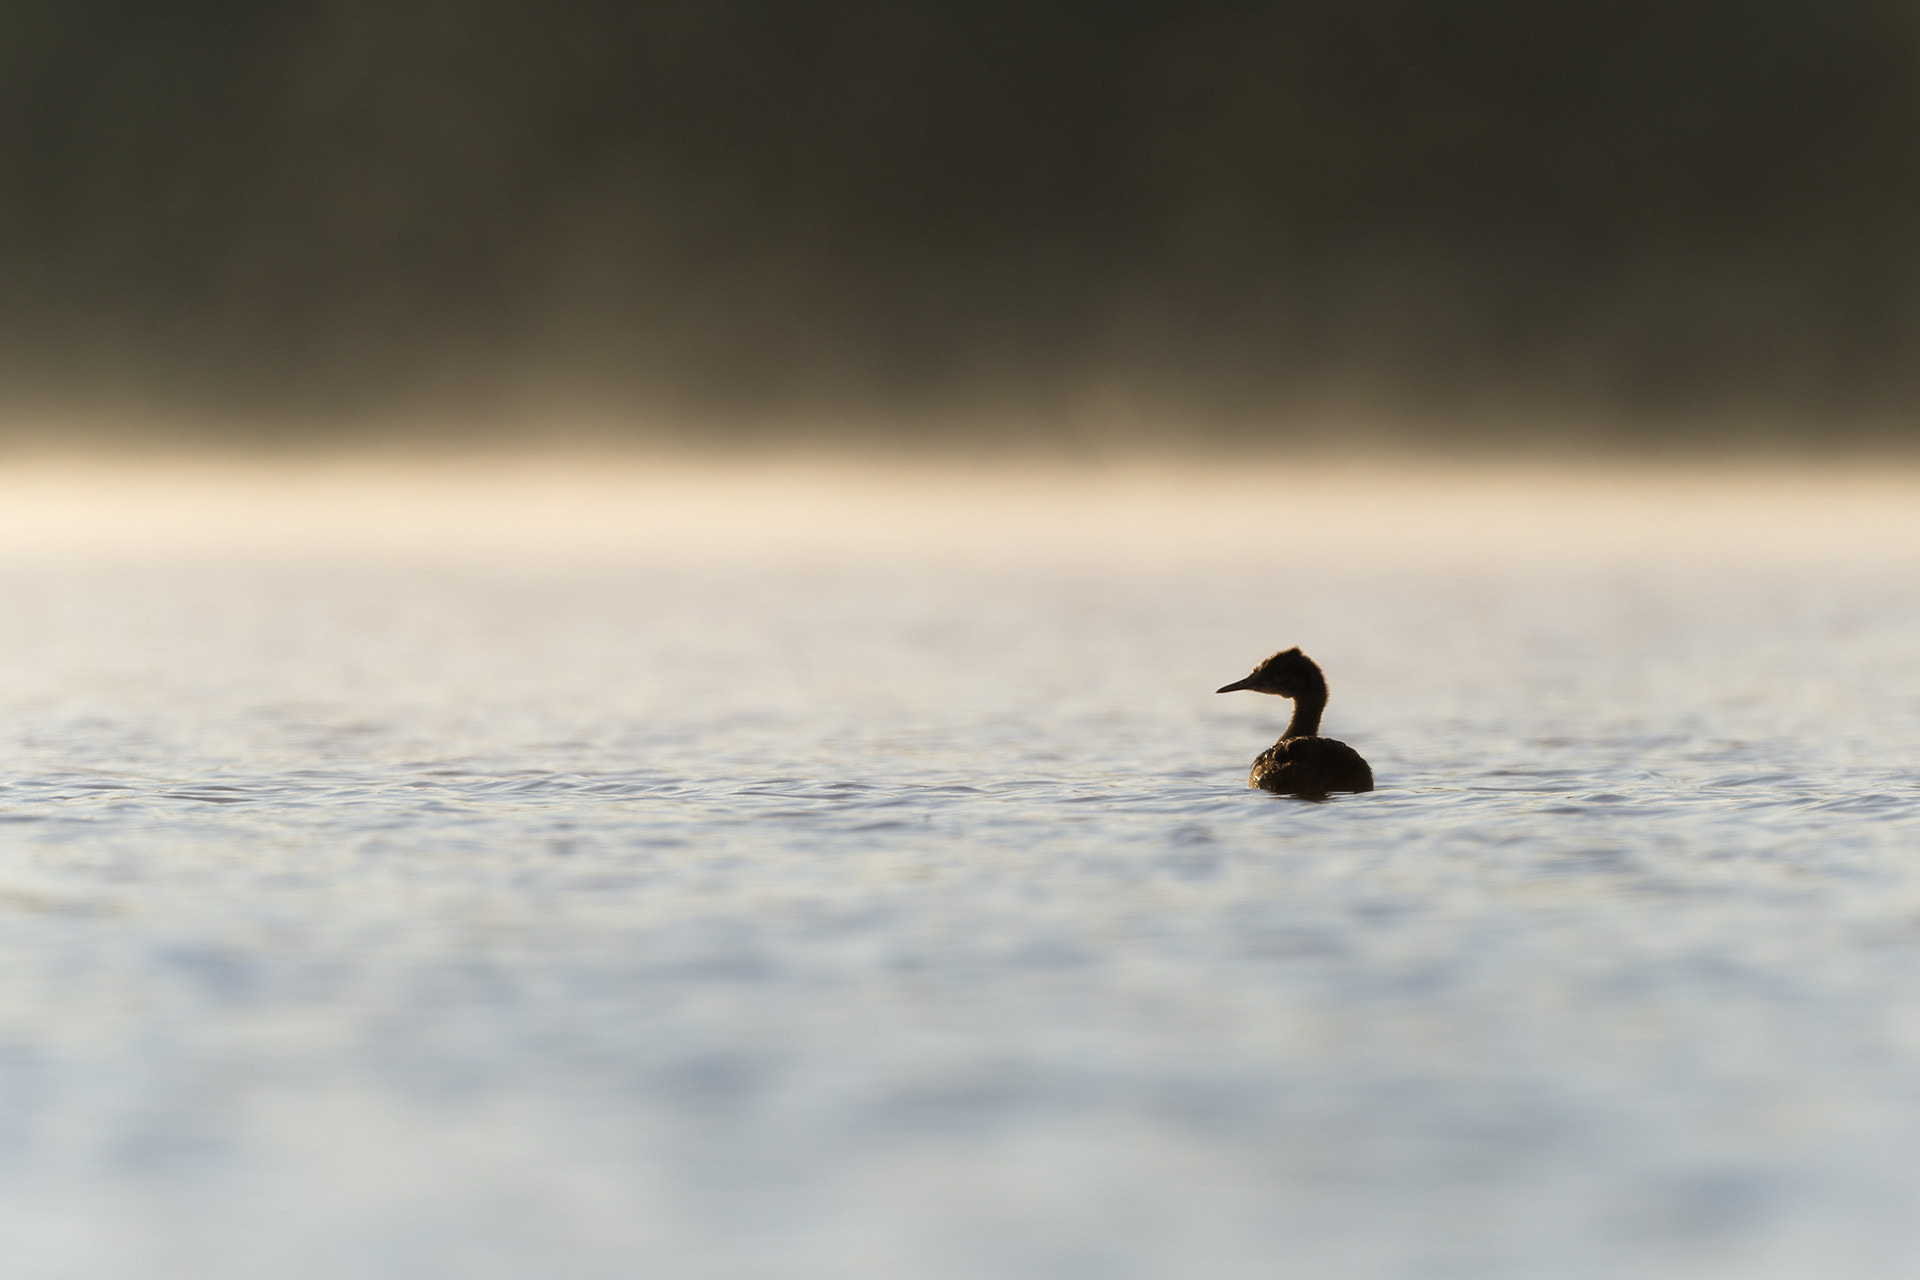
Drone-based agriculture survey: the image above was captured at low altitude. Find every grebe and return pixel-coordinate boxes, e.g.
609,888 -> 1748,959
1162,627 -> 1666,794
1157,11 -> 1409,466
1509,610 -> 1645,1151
1217,647 -> 1374,796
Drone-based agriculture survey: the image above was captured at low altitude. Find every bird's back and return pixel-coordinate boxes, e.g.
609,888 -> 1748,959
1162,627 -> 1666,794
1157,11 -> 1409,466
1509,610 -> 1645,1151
1250,735 -> 1374,796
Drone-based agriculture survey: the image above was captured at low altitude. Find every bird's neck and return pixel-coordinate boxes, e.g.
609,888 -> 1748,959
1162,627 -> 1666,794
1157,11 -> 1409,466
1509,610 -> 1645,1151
1284,685 -> 1326,739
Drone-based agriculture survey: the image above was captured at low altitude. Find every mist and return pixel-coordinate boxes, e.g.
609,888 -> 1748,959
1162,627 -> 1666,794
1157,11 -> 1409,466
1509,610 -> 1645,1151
5,0 -> 1920,447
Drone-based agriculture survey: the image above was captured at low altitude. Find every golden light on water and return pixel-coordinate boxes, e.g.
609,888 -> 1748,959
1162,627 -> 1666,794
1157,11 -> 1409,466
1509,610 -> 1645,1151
0,451 -> 1915,566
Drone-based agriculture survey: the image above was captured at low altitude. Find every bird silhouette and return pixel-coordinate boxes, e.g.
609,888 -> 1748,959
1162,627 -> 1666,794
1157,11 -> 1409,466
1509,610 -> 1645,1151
1217,648 -> 1373,796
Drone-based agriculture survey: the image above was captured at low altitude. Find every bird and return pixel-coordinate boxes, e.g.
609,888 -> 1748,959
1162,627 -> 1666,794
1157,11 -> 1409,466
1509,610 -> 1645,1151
1216,647 -> 1373,796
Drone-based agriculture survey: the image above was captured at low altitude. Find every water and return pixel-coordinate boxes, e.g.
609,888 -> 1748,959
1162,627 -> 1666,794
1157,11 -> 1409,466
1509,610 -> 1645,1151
1,460 -> 1918,1279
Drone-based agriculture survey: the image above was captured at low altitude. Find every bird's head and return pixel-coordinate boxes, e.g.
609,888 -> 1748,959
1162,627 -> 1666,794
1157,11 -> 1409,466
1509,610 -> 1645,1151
1216,647 -> 1322,699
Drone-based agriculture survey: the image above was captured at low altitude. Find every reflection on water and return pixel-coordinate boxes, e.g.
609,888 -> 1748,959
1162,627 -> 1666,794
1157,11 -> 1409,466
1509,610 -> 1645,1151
0,459 -> 1917,1278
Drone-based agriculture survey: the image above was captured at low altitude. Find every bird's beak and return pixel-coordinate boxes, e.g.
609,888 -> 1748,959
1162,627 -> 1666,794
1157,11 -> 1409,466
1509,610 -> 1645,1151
1216,677 -> 1254,693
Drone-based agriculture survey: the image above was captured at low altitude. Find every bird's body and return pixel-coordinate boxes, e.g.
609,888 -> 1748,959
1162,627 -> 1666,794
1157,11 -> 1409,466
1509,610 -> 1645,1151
1217,647 -> 1373,797
1247,734 -> 1373,795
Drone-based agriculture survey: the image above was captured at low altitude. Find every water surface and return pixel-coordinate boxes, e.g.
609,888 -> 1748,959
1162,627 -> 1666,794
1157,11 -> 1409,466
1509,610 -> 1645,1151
1,461 -> 1917,1279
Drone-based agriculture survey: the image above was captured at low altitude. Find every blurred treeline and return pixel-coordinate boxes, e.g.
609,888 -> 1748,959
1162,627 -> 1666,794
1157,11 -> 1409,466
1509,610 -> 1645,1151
3,0 -> 1920,444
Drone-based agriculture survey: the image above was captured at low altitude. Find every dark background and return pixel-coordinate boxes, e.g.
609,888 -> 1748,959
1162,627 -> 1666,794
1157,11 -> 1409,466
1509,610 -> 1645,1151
5,0 -> 1920,447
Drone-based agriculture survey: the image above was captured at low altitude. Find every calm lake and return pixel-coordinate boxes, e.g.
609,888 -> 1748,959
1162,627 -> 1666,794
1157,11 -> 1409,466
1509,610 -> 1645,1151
0,458 -> 1917,1279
